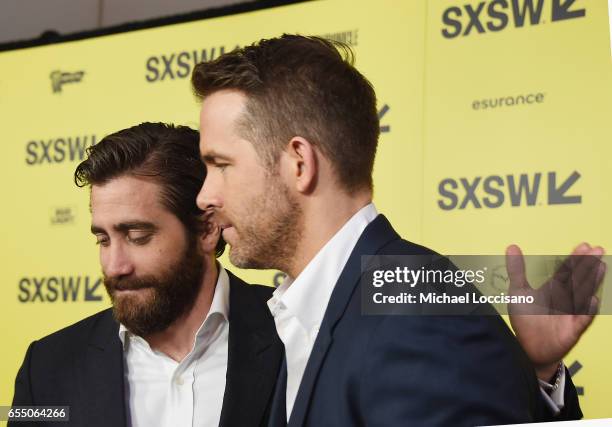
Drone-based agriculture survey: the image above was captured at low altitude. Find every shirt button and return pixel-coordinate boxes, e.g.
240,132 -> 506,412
175,377 -> 184,386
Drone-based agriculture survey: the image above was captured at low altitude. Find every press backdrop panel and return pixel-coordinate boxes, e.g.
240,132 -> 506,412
422,1 -> 612,417
0,0 -> 609,419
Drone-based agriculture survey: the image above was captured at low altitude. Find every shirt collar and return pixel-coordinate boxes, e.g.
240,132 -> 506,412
267,203 -> 378,332
118,262 -> 230,346
195,263 -> 230,338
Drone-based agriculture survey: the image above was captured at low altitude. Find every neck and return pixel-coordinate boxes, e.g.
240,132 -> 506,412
145,258 -> 218,362
285,190 -> 372,278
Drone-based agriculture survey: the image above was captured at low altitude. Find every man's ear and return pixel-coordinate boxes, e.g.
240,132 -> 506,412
284,136 -> 317,194
199,221 -> 221,255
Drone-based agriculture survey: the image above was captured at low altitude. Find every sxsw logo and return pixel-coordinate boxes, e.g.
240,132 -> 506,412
25,134 -> 97,165
438,171 -> 581,210
18,276 -> 104,303
145,45 -> 235,83
441,0 -> 586,39
50,70 -> 85,93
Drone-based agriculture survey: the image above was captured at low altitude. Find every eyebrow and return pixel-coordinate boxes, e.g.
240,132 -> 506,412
201,150 -> 233,164
90,221 -> 157,234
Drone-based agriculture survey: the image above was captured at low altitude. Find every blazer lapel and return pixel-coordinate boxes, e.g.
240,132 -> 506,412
288,215 -> 400,427
76,309 -> 127,427
220,271 -> 283,427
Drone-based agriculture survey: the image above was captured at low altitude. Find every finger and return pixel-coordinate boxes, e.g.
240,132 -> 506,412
571,248 -> 605,313
551,254 -> 573,287
574,314 -> 595,336
588,295 -> 600,316
550,274 -> 575,314
596,258 -> 607,288
572,247 -> 603,285
572,242 -> 591,256
506,245 -> 532,293
581,248 -> 605,288
546,256 -> 574,314
586,260 -> 608,306
539,251 -> 594,314
551,247 -> 592,297
565,242 -> 591,280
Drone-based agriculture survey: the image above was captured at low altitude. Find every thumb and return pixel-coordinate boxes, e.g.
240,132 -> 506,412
506,244 -> 532,294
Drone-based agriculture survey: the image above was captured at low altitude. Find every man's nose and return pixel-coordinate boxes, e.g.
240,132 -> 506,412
103,243 -> 134,279
196,175 -> 223,212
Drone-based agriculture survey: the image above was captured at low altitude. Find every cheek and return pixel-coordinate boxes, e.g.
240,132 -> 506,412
236,171 -> 268,201
148,232 -> 189,266
99,249 -> 110,273
149,247 -> 163,260
130,249 -> 166,276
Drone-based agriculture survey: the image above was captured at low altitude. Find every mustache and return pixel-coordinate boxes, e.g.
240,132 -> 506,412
201,208 -> 214,220
104,275 -> 154,291
202,208 -> 231,227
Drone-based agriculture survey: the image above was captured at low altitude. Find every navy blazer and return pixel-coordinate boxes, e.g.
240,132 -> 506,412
11,271 -> 283,427
277,214 -> 581,427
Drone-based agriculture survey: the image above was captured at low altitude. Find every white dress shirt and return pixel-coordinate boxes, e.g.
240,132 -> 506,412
267,202 -> 565,419
119,265 -> 230,427
267,203 -> 379,417
539,364 -> 566,415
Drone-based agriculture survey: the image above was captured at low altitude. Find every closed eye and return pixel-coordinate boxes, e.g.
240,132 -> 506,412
95,234 -> 109,247
127,232 -> 153,245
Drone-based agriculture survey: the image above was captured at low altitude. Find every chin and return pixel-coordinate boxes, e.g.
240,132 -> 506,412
228,251 -> 250,269
229,249 -> 271,270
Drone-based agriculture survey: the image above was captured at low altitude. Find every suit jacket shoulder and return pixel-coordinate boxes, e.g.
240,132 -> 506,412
288,214 -> 580,427
28,308 -> 117,355
14,308 -> 118,393
220,270 -> 283,427
11,308 -> 126,427
227,270 -> 275,302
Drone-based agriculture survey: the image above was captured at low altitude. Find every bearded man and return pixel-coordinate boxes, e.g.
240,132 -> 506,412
10,122 -> 282,427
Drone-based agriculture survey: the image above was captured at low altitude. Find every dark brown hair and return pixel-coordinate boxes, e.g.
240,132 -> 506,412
191,34 -> 379,192
74,122 -> 225,257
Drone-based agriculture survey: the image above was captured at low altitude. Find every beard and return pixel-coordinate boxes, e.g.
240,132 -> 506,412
104,234 -> 204,337
227,177 -> 302,272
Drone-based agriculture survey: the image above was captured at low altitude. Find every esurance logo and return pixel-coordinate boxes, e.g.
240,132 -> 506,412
438,171 -> 581,210
441,0 -> 586,39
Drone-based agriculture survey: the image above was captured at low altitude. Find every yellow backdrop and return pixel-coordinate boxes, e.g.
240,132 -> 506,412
0,0 -> 609,419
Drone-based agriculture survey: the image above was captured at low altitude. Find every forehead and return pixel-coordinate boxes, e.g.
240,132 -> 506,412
199,90 -> 249,153
90,175 -> 169,223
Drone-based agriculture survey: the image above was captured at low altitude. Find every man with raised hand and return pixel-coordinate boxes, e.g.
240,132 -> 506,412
192,35 -> 601,426
11,123 -> 282,427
